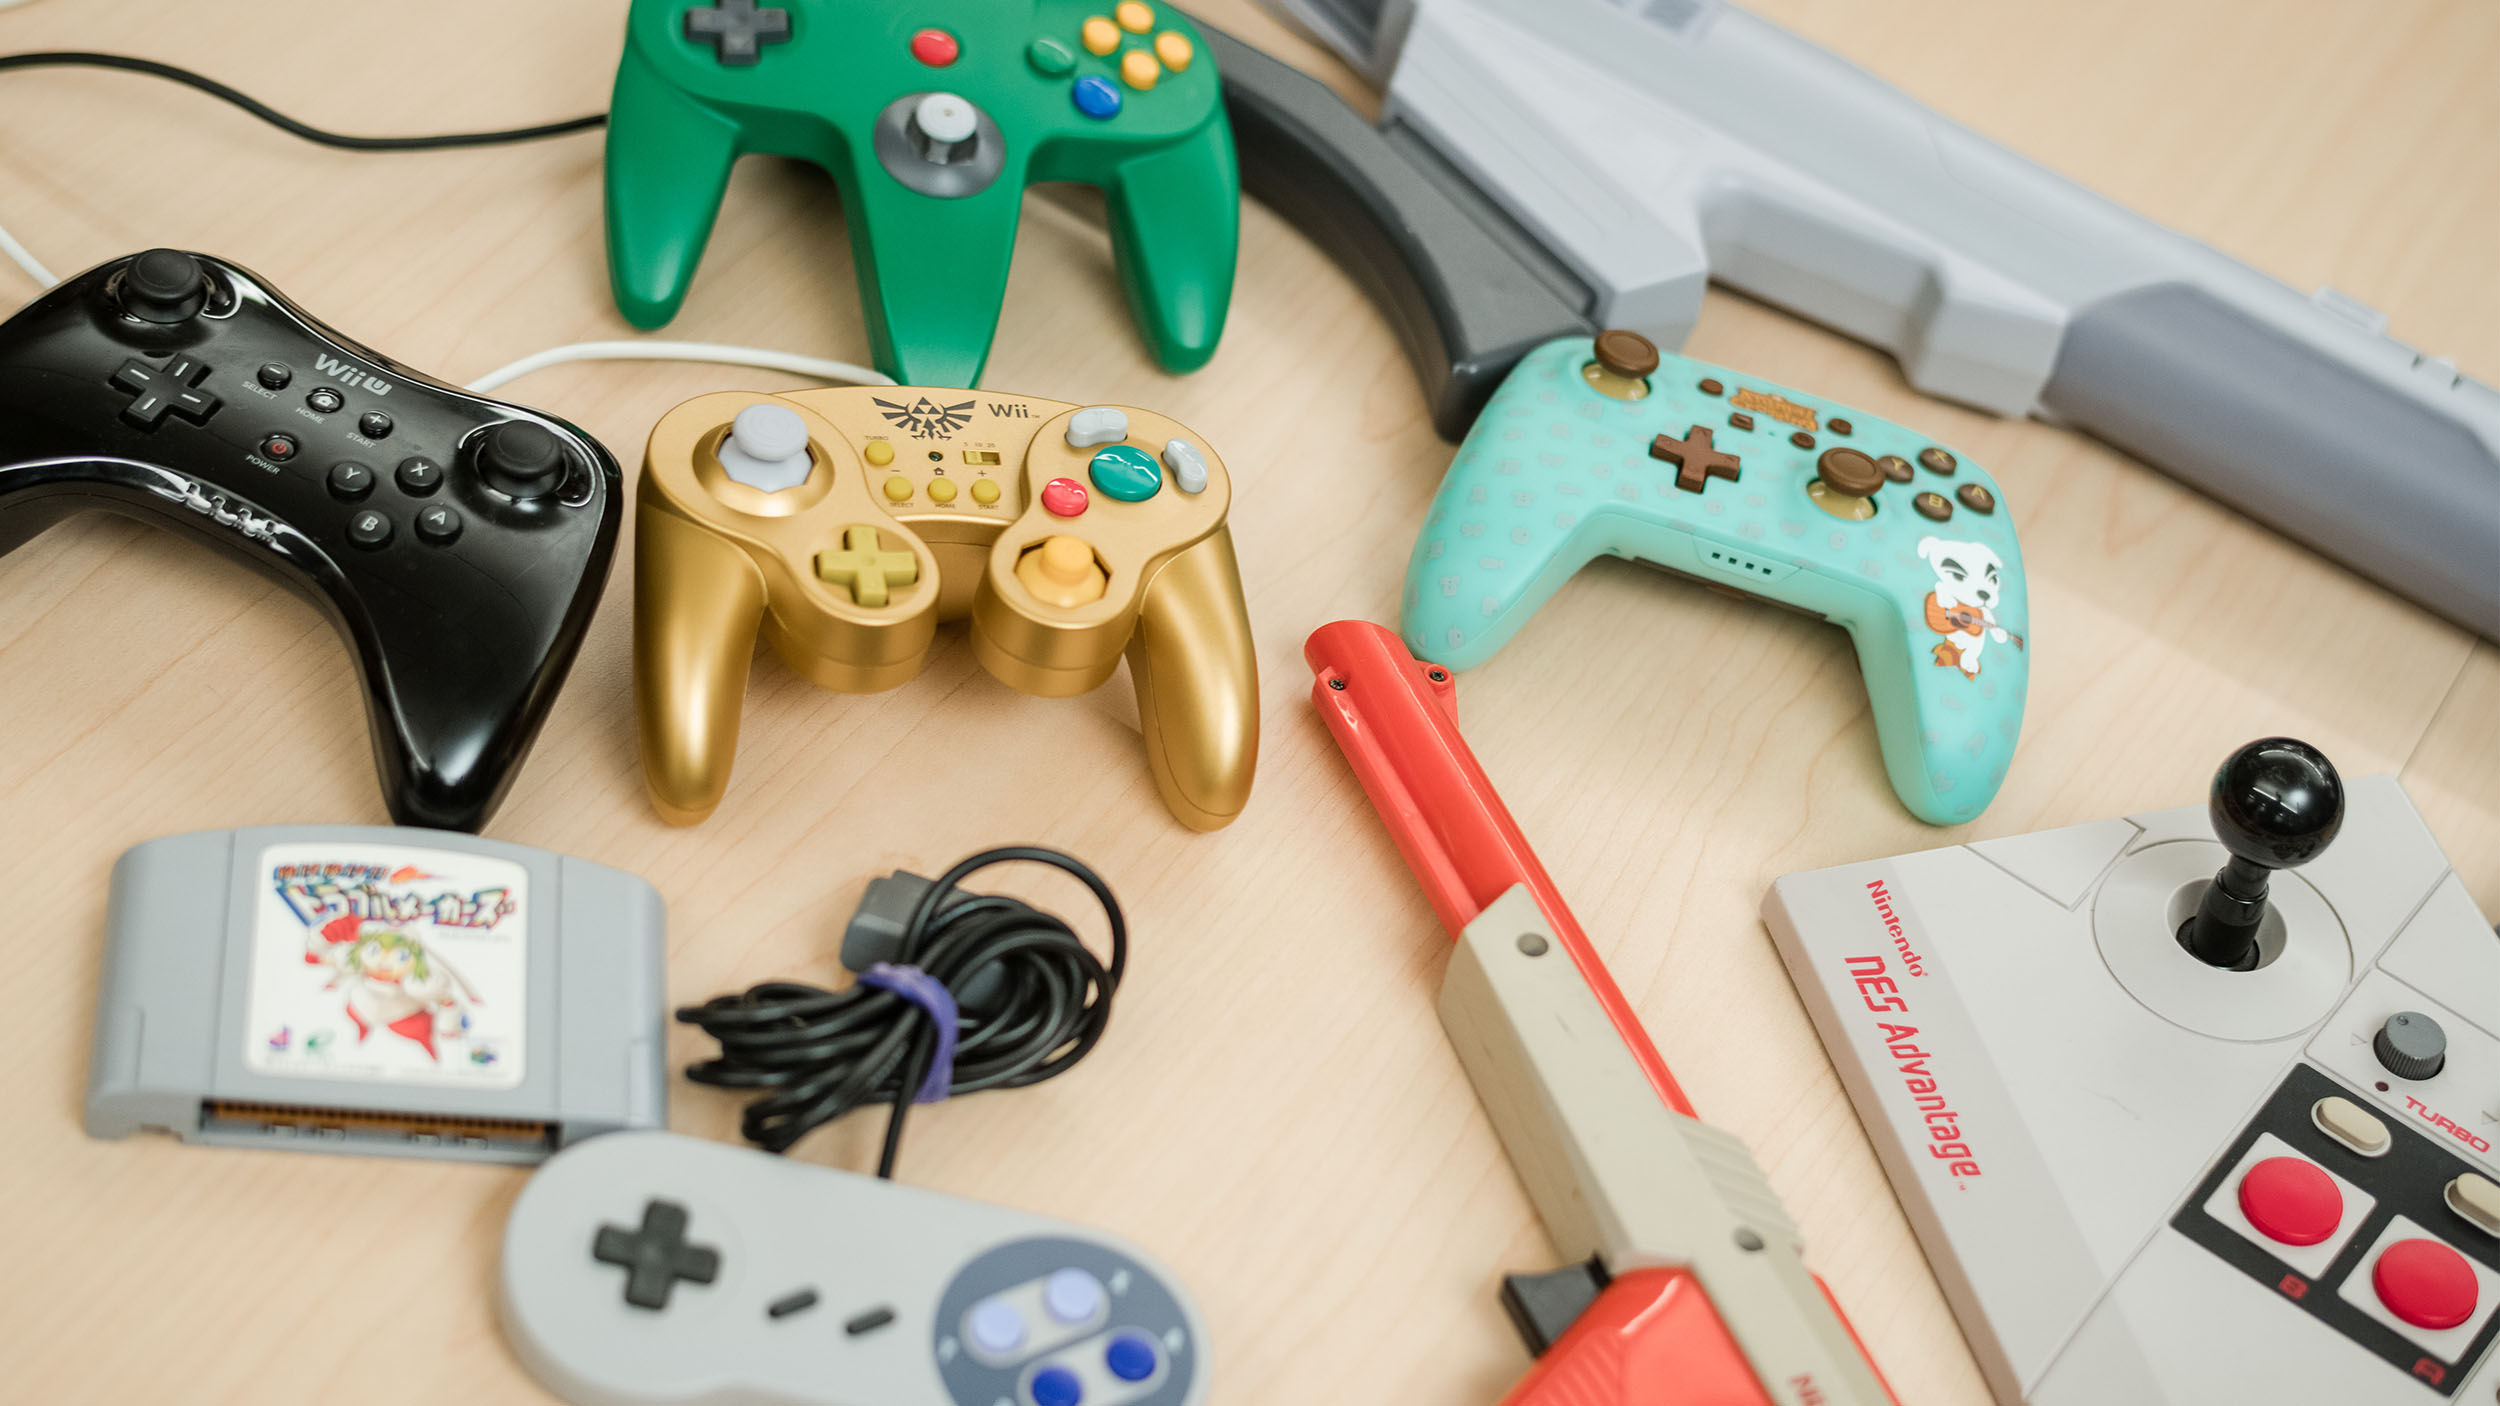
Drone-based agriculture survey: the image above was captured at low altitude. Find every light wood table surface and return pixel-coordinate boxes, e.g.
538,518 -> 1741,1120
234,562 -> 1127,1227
2,1 -> 2494,1401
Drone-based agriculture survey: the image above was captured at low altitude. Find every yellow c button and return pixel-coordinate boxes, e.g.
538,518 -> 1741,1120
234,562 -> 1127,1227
883,476 -> 913,503
1154,32 -> 1193,71
927,477 -> 958,504
865,440 -> 894,466
1081,16 -> 1119,54
1016,534 -> 1108,609
1120,50 -> 1159,90
970,479 -> 1001,506
1115,2 -> 1154,33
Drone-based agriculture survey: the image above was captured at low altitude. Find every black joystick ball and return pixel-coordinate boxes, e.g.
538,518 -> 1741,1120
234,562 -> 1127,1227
119,249 -> 208,323
478,421 -> 566,499
2178,737 -> 2344,970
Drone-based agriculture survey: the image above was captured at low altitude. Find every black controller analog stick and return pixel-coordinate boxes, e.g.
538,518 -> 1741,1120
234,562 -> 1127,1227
2178,737 -> 2344,970
119,249 -> 209,323
478,421 -> 567,499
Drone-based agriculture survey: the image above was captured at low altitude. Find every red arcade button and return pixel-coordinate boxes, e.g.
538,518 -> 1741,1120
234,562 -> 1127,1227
2238,1156 -> 2342,1246
2373,1238 -> 2479,1331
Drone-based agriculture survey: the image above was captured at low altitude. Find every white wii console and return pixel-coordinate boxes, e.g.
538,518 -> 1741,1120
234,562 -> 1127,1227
1763,742 -> 2500,1403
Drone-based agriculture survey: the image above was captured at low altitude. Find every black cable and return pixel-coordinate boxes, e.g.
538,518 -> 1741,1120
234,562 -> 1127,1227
0,52 -> 605,151
676,847 -> 1127,1179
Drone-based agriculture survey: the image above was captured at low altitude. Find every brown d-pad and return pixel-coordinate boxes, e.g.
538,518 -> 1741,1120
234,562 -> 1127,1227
1650,425 -> 1742,493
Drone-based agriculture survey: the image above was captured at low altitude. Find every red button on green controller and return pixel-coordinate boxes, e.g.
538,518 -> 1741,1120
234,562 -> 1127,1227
910,28 -> 958,66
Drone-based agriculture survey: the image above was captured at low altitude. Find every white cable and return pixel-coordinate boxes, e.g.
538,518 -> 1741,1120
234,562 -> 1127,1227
465,340 -> 893,394
0,211 -> 56,288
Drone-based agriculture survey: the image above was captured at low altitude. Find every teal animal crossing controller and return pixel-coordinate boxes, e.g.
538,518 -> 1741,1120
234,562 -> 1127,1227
1402,332 -> 2031,824
605,0 -> 1240,387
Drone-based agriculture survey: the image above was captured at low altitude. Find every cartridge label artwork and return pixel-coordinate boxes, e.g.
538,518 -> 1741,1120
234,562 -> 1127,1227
243,843 -> 527,1090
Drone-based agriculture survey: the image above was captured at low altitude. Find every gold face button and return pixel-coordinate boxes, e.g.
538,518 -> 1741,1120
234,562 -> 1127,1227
1115,1 -> 1154,33
883,476 -> 913,503
970,478 -> 1001,506
865,440 -> 894,466
1081,15 -> 1120,54
1154,31 -> 1193,70
1120,50 -> 1159,90
927,477 -> 958,504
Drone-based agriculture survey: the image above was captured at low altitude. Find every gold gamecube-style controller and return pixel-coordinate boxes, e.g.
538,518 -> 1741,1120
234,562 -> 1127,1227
634,387 -> 1258,829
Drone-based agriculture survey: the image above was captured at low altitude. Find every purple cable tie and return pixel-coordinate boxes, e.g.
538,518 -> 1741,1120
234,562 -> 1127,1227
857,963 -> 960,1104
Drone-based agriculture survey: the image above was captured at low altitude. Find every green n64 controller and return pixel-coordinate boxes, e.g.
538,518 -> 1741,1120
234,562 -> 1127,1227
606,0 -> 1240,387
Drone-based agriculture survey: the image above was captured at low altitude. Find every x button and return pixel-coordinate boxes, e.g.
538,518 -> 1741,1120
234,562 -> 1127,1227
684,0 -> 791,65
1648,424 -> 1741,493
112,355 -> 219,430
592,1199 -> 721,1311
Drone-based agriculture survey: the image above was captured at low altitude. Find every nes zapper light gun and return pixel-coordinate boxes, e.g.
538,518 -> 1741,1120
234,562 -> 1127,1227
1238,0 -> 2500,640
1305,620 -> 1893,1406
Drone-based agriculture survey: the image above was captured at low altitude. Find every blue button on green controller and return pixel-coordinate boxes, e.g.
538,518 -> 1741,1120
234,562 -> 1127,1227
1088,444 -> 1162,501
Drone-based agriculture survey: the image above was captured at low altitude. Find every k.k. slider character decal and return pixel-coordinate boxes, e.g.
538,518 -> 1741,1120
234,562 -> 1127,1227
1918,537 -> 2023,678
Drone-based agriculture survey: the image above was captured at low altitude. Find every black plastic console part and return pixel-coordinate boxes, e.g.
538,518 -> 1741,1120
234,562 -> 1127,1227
1202,19 -> 1595,441
0,250 -> 622,831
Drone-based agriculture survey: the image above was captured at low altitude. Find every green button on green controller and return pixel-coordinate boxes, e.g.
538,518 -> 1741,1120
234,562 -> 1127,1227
1027,37 -> 1077,76
1088,444 -> 1162,502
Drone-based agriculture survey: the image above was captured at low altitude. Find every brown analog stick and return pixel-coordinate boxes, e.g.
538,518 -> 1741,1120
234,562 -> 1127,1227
1816,448 -> 1885,498
1592,329 -> 1659,381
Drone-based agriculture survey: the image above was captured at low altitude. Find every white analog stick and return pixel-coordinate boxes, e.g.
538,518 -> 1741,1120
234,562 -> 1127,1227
719,403 -> 813,493
910,94 -> 980,163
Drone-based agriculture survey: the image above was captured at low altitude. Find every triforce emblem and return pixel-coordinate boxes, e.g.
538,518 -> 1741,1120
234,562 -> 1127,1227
874,395 -> 978,440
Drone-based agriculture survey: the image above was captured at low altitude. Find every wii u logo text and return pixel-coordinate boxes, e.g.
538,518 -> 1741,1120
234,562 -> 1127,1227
315,353 -> 393,396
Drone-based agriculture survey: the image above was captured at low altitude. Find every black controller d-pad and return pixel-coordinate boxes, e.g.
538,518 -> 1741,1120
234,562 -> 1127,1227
684,0 -> 790,65
592,1200 -> 721,1310
111,355 -> 219,429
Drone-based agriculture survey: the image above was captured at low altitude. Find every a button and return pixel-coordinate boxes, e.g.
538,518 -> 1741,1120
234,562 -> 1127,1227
1042,477 -> 1088,517
1154,31 -> 1193,70
683,0 -> 790,66
2238,1156 -> 2343,1246
1829,418 -> 1854,436
1162,439 -> 1209,493
112,355 -> 219,429
1018,536 -> 1108,608
2449,1174 -> 2500,1237
1081,16 -> 1120,54
816,525 -> 920,608
1116,1 -> 1154,32
1088,444 -> 1162,502
971,478 -> 1003,506
2313,1096 -> 2392,1157
719,403 -> 815,492
1698,378 -> 1724,396
910,27 -> 959,66
926,477 -> 958,504
345,509 -> 393,550
1105,1332 -> 1159,1382
2374,1011 -> 2447,1081
1791,431 -> 1816,449
256,362 -> 292,390
1649,425 -> 1741,493
1121,50 -> 1159,90
415,504 -> 462,545
358,411 -> 393,440
865,440 -> 894,467
591,1199 -> 721,1311
396,456 -> 442,496
259,433 -> 298,462
882,476 -> 914,503
1028,36 -> 1077,75
1071,76 -> 1122,120
1957,483 -> 1996,515
327,462 -> 375,501
1727,412 -> 1755,431
1919,447 -> 1957,475
767,1289 -> 818,1319
1030,1366 -> 1084,1406
1913,491 -> 1953,521
2372,1238 -> 2479,1330
1816,447 -> 1885,498
1066,406 -> 1129,448
966,1298 -> 1026,1355
306,387 -> 344,414
1043,1268 -> 1105,1324
1877,454 -> 1915,482
909,92 -> 981,163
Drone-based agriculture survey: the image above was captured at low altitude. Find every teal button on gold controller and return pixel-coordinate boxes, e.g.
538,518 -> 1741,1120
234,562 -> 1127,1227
1088,444 -> 1162,501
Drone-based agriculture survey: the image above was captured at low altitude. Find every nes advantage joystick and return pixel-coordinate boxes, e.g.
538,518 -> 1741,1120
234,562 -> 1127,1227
499,1131 -> 1208,1405
2180,739 -> 2345,970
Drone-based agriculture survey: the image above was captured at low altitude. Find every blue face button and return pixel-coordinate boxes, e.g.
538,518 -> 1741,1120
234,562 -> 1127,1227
1104,1332 -> 1159,1382
1071,75 -> 1122,120
1029,1365 -> 1084,1406
1087,444 -> 1162,502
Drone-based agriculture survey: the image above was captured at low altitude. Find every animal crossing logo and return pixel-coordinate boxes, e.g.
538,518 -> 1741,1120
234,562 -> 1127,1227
875,394 -> 978,440
271,859 -> 517,933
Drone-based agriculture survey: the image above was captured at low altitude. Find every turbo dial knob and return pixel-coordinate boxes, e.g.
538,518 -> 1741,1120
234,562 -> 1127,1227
2373,1011 -> 2447,1081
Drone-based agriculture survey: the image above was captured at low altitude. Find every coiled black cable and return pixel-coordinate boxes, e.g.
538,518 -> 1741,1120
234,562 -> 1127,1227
677,847 -> 1126,1179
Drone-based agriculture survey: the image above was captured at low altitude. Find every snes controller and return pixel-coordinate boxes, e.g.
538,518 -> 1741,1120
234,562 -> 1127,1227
605,0 -> 1238,386
635,386 -> 1257,830
1765,740 -> 2500,1402
500,1131 -> 1208,1406
1405,330 -> 2029,824
0,249 -> 620,832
